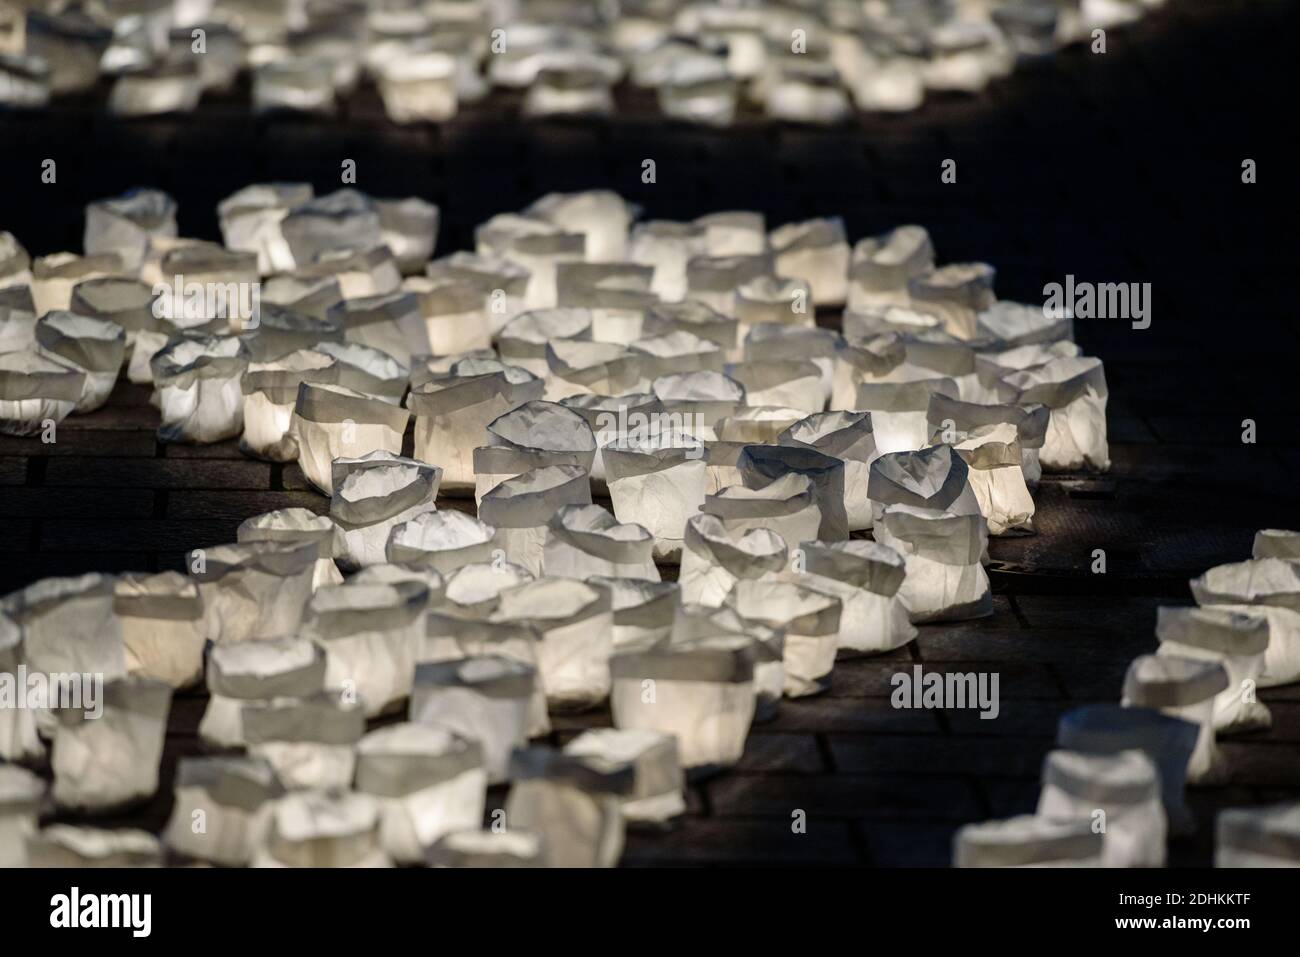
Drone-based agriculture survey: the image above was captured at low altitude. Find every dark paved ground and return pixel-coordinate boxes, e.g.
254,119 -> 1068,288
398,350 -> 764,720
1,0 -> 1297,865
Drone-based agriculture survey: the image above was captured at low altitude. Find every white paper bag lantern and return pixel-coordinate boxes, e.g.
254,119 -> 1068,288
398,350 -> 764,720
555,262 -> 657,345
830,332 -> 905,411
869,445 -> 990,622
27,825 -> 163,868
779,410 -> 878,530
953,815 -> 1102,867
564,728 -> 686,825
355,723 -> 487,864
1216,803 -> 1300,867
794,540 -> 917,655
591,577 -> 679,650
558,391 -> 662,491
544,339 -> 643,402
163,756 -> 284,866
651,370 -> 746,440
498,307 -> 593,379
630,332 -> 726,390
377,51 -> 458,122
218,182 -> 314,275
51,676 -> 172,811
304,580 -> 429,717
0,614 -> 43,763
743,323 -> 839,407
408,358 -> 544,494
240,348 -> 339,461
244,297 -> 348,359
1255,528 -> 1300,560
526,190 -> 635,263
0,286 -> 37,356
706,472 -> 821,546
502,746 -> 627,868
477,215 -> 584,310
237,506 -> 344,590
1156,606 -> 1272,733
200,638 -> 326,749
254,790 -> 391,868
0,349 -> 85,436
738,443 -> 849,541
542,503 -> 657,581
644,299 -> 739,358
603,431 -> 708,562
426,251 -> 531,335
734,276 -> 815,335
191,540 -> 318,644
722,359 -> 820,415
328,291 -> 423,367
150,333 -> 249,443
280,190 -> 383,269
768,217 -> 849,307
1056,703 -> 1199,833
678,602 -> 785,721
714,411 -> 805,453
0,232 -> 33,292
727,579 -> 841,698
492,578 -> 614,711
410,657 -> 537,784
243,691 -> 367,790
114,571 -> 205,688
946,422 -> 1036,536
977,299 -> 1074,349
68,277 -> 162,384
85,188 -> 177,272
848,225 -> 934,312
974,340 -> 1081,403
422,594 -> 550,739
290,380 -> 410,495
427,828 -> 549,867
351,563 -> 446,606
997,354 -> 1109,472
330,451 -> 439,570
261,272 -> 344,321
685,252 -> 774,317
375,197 -> 439,275
1,572 -> 125,679
695,210 -> 767,257
680,513 -> 787,608
928,391 -> 1050,489
30,310 -> 119,410
1037,749 -> 1166,867
0,764 -> 44,867
403,276 -> 492,357
629,220 -> 708,301
610,635 -> 757,771
474,399 -> 597,503
32,252 -> 123,316
387,510 -> 497,575
855,376 -> 958,454
1122,654 -> 1228,784
1191,558 -> 1300,687
907,262 -> 996,341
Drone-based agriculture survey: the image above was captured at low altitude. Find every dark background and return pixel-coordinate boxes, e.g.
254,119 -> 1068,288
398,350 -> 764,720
0,0 -> 1297,865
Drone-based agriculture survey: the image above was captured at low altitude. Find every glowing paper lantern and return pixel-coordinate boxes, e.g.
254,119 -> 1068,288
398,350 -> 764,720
1037,749 -> 1166,867
113,571 -> 206,688
355,723 -> 487,865
163,757 -> 283,866
199,638 -> 326,749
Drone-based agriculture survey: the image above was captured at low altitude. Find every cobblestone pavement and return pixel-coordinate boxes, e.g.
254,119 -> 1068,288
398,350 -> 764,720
0,0 -> 1296,864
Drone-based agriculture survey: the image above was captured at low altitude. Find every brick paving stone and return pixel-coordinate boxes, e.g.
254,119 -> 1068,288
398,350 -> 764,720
0,431 -> 157,457
623,819 -> 860,866
708,773 -> 984,822
39,519 -> 239,553
0,487 -> 155,519
856,821 -> 959,868
734,733 -> 828,774
765,695 -> 942,735
167,490 -> 330,521
45,457 -> 273,490
0,457 -> 27,485
829,735 -> 1049,779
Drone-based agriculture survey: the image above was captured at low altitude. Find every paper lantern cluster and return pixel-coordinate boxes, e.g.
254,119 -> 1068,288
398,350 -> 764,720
0,181 -> 1283,868
954,528 -> 1300,868
1,0 -> 1166,122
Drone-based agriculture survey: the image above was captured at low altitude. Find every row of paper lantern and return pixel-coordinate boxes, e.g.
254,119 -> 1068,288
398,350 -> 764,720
1,182 -> 1121,866
2,0 -> 1166,121
955,529 -> 1300,867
